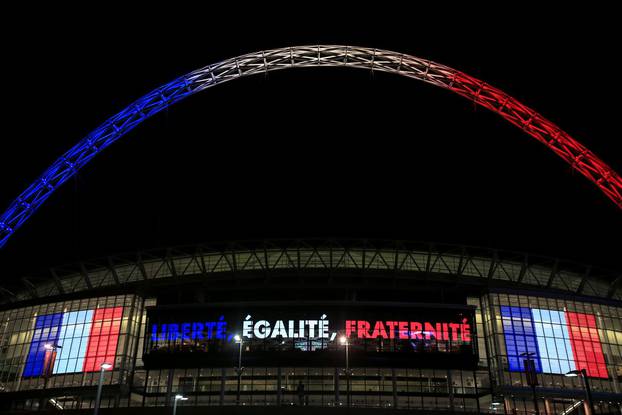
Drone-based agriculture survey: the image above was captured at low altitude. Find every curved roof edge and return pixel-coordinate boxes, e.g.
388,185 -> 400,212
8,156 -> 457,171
2,239 -> 621,305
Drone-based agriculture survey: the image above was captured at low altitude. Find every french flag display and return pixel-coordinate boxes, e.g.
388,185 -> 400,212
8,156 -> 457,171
23,307 -> 123,377
501,306 -> 608,378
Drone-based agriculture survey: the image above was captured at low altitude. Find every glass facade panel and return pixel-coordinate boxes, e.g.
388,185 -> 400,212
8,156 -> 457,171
0,295 -> 142,394
532,308 -> 576,375
487,292 -> 622,397
53,309 -> 94,374
1,290 -> 622,412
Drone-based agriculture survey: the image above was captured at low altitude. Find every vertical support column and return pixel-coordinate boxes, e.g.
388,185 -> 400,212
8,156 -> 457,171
597,313 -> 620,394
113,391 -> 121,409
447,369 -> 455,412
118,297 -> 134,385
193,368 -> 199,407
277,367 -> 282,406
479,296 -> 498,389
141,369 -> 148,407
117,296 -> 137,409
488,293 -> 510,415
334,367 -> 340,405
165,368 -> 174,407
584,400 -> 592,415
544,398 -> 553,415
392,368 -> 397,409
283,370 -> 289,405
219,368 -> 225,406
488,296 -> 506,387
612,366 -> 621,395
501,395 -> 508,415
474,371 -> 481,414
504,397 -> 513,415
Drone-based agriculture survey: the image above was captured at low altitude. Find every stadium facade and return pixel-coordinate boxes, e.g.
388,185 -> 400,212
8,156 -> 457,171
0,240 -> 621,415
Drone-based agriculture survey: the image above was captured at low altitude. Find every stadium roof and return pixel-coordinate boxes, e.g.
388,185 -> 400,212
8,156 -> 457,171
1,239 -> 620,307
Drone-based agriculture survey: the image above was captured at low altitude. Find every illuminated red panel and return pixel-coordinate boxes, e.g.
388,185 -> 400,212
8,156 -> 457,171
566,312 -> 608,378
83,307 -> 123,372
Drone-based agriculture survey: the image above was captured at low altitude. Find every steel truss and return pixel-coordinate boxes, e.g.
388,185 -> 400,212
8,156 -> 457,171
1,45 -> 621,248
0,239 -> 620,305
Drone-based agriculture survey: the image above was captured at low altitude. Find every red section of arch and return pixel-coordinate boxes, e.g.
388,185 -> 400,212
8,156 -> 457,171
449,72 -> 622,210
83,307 -> 123,372
565,311 -> 608,378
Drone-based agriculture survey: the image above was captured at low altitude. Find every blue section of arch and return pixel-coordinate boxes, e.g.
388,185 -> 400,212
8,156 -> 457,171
0,75 -> 195,248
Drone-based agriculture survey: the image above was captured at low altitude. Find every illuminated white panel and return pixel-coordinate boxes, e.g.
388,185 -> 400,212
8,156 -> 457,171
53,310 -> 94,374
532,308 -> 575,375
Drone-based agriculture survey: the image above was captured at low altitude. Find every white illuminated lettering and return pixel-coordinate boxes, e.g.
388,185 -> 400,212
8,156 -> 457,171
243,319 -> 253,338
288,320 -> 295,338
240,314 -> 336,340
254,320 -> 270,339
319,318 -> 329,338
272,320 -> 287,338
308,320 -> 317,337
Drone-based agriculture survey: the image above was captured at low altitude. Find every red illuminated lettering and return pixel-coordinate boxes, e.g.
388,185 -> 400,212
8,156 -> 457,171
424,322 -> 437,340
449,323 -> 460,341
386,321 -> 398,339
410,322 -> 423,339
372,321 -> 388,339
345,320 -> 356,338
461,319 -> 471,342
398,321 -> 409,339
357,320 -> 371,338
343,318 -> 473,343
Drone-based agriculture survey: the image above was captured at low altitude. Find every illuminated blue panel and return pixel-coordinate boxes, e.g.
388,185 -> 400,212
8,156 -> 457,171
23,313 -> 63,377
500,306 -> 542,373
532,308 -> 576,375
53,310 -> 94,374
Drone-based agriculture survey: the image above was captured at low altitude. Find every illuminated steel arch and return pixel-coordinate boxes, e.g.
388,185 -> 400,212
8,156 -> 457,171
1,45 -> 621,248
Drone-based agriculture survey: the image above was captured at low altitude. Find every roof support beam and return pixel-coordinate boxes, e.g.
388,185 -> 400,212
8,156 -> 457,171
21,278 -> 38,299
137,254 -> 149,280
49,268 -> 65,295
607,275 -> 622,299
166,249 -> 178,278
79,263 -> 93,290
488,251 -> 499,280
0,286 -> 16,302
517,254 -> 529,283
106,257 -> 121,286
197,247 -> 208,278
546,259 -> 559,289
576,266 -> 592,295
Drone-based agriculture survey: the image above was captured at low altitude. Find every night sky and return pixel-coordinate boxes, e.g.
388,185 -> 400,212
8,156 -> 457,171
0,7 -> 620,281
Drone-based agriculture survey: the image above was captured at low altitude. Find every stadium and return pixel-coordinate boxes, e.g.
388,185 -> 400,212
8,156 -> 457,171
0,45 -> 621,415
1,240 -> 622,414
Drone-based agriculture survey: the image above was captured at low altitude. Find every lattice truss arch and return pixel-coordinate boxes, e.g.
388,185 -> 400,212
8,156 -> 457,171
1,46 -> 621,247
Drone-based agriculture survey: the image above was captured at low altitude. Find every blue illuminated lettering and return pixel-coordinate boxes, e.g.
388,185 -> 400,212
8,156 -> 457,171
216,316 -> 227,340
192,323 -> 204,340
181,323 -> 191,341
151,318 -> 231,343
168,324 -> 179,341
205,322 -> 216,339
